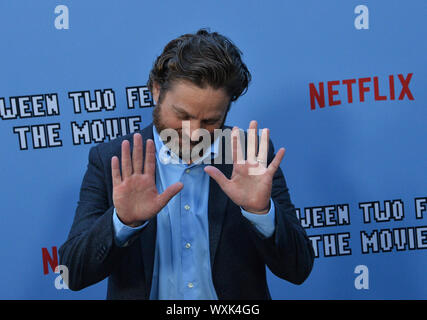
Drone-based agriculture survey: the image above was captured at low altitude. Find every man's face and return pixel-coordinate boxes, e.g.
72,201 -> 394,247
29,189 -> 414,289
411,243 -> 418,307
152,80 -> 231,161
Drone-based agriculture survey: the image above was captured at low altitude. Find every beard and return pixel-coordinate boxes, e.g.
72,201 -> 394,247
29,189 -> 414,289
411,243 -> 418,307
152,105 -> 226,163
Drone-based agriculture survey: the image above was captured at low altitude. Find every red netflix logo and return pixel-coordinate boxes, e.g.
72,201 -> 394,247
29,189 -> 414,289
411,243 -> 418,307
309,73 -> 414,110
42,246 -> 58,275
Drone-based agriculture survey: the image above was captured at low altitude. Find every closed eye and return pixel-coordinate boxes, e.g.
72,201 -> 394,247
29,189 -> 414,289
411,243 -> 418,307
202,118 -> 221,125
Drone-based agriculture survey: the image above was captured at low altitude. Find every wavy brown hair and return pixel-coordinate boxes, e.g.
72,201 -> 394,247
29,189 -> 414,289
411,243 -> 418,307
147,28 -> 251,106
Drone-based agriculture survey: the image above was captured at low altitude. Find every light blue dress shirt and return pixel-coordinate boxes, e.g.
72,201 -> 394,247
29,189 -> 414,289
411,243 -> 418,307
112,126 -> 276,299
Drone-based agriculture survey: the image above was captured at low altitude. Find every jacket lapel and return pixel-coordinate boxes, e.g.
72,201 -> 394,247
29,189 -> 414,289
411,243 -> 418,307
208,138 -> 233,270
137,123 -> 157,298
139,215 -> 157,299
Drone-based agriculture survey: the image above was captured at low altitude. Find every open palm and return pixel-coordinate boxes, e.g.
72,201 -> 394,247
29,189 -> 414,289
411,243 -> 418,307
204,121 -> 285,214
112,134 -> 183,227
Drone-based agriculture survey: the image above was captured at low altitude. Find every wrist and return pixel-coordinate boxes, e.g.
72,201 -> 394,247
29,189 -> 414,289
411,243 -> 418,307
242,202 -> 271,215
116,209 -> 145,228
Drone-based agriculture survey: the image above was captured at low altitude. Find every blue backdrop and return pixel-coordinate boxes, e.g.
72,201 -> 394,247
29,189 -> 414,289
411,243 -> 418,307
0,0 -> 425,299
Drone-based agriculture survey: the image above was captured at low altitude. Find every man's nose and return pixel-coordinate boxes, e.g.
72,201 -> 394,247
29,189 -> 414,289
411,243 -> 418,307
182,120 -> 202,140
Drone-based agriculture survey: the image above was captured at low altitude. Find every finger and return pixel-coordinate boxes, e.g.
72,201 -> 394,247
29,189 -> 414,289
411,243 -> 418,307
267,147 -> 286,175
231,127 -> 244,164
247,120 -> 258,163
111,156 -> 122,187
132,133 -> 143,174
144,139 -> 156,179
121,139 -> 132,178
204,166 -> 229,191
157,182 -> 183,208
257,128 -> 270,166
232,134 -> 237,164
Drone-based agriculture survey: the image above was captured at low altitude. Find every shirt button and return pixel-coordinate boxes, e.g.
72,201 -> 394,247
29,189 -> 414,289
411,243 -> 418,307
188,282 -> 194,288
185,169 -> 190,173
185,243 -> 191,249
184,204 -> 190,211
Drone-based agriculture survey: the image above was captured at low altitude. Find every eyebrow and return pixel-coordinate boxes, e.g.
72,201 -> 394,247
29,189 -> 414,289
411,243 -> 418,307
172,104 -> 189,116
171,104 -> 222,122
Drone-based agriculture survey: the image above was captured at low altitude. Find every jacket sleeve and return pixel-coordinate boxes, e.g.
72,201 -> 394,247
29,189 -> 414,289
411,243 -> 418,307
242,139 -> 315,285
58,144 -> 143,291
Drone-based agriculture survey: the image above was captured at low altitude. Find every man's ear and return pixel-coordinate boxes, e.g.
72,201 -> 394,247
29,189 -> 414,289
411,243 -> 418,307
152,81 -> 160,105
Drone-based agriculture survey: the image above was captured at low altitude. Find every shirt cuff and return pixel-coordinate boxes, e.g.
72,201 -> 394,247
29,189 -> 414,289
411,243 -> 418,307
112,208 -> 149,247
240,199 -> 276,238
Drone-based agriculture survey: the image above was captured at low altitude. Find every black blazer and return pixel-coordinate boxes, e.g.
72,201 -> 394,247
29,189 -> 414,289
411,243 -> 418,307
59,123 -> 314,300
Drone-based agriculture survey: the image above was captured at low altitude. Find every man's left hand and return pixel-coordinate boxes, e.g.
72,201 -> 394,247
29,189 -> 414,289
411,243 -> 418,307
204,120 -> 286,214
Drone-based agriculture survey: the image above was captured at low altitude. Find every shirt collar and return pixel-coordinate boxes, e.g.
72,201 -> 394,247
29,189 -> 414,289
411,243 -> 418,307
152,125 -> 220,166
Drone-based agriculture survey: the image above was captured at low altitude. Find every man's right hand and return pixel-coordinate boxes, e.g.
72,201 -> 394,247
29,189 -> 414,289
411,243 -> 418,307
111,133 -> 183,227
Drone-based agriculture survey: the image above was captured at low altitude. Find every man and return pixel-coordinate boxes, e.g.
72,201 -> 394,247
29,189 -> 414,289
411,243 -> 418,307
59,28 -> 314,300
